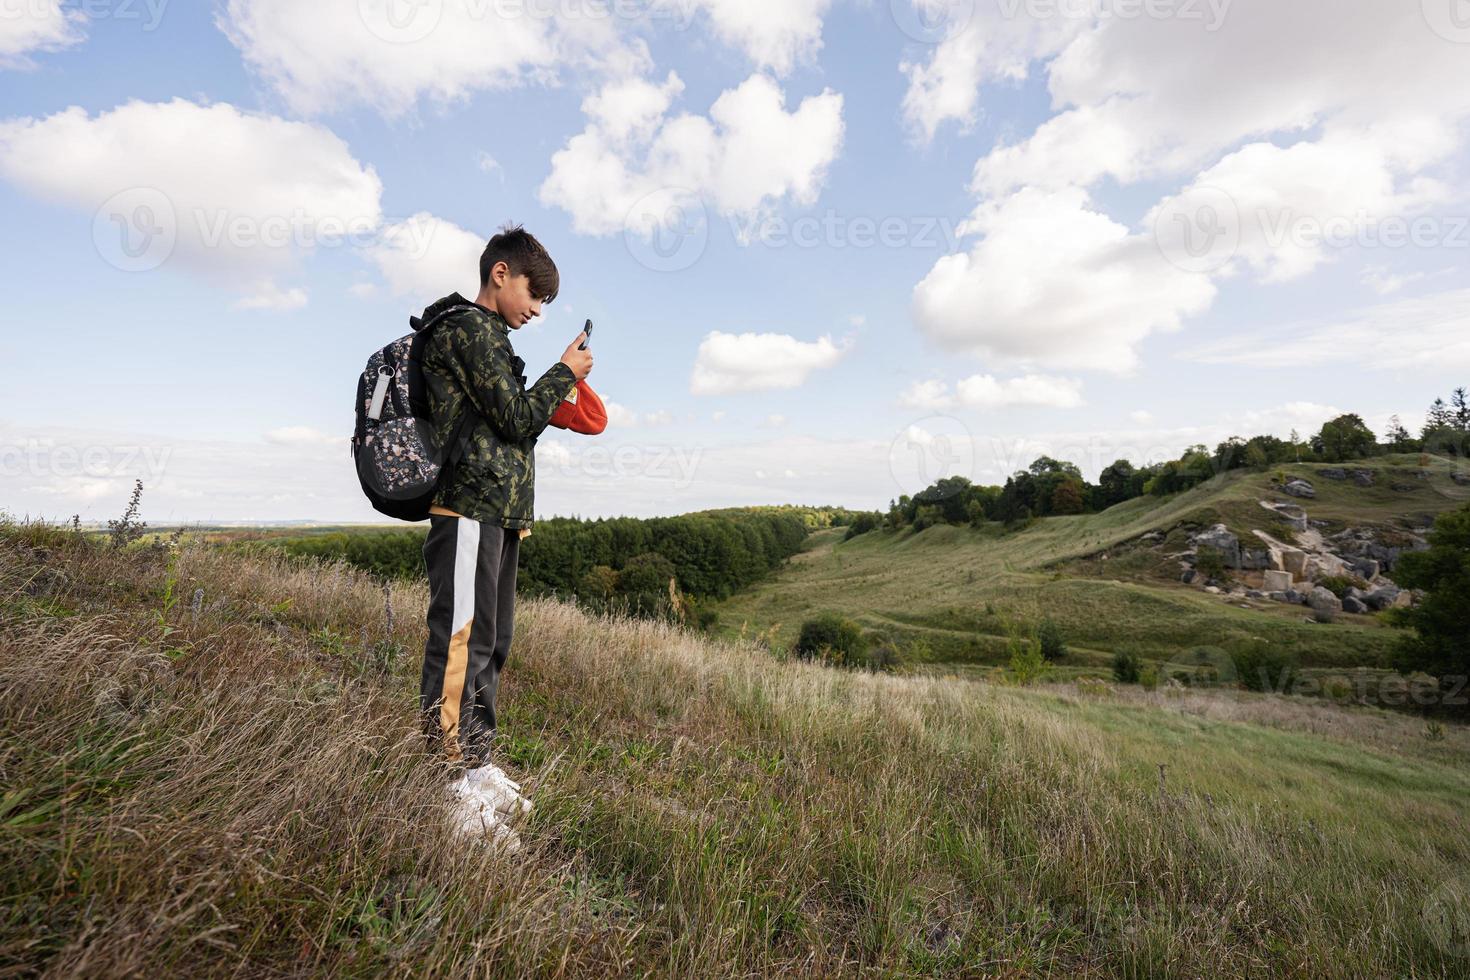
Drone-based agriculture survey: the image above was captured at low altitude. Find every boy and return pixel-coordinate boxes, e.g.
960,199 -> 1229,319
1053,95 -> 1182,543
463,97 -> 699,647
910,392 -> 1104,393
416,225 -> 593,849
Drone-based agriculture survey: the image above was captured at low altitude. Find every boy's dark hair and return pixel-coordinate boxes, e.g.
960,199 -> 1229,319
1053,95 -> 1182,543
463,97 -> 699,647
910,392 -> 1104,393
479,224 -> 559,302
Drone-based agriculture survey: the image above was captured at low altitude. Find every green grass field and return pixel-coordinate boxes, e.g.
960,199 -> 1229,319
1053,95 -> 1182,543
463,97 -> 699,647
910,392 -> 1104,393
3,519 -> 1469,976
711,456 -> 1470,671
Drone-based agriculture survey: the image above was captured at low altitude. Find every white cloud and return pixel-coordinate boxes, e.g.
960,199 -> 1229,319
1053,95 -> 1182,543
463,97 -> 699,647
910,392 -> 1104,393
902,373 -> 1085,410
0,0 -> 85,67
265,426 -> 340,446
685,0 -> 832,75
900,5 -> 1081,142
0,99 -> 382,303
602,400 -> 675,427
476,152 -> 503,180
761,414 -> 788,428
363,212 -> 484,300
536,440 -> 573,468
1146,131 -> 1448,285
1359,265 -> 1426,297
915,0 -> 1470,193
218,0 -> 648,116
540,72 -> 844,236
1130,410 -> 1153,425
0,419 -> 365,523
911,186 -> 1215,373
897,378 -> 951,411
234,280 -> 309,311
603,400 -> 640,428
906,0 -> 1470,373
690,330 -> 849,395
1189,287 -> 1470,372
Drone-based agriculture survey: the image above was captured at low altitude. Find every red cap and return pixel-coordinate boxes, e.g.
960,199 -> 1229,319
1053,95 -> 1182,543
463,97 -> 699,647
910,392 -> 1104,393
549,380 -> 607,435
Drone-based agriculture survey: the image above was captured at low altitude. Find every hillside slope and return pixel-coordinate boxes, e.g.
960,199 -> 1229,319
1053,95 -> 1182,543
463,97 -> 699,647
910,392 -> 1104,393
711,456 -> 1470,671
3,521 -> 1469,976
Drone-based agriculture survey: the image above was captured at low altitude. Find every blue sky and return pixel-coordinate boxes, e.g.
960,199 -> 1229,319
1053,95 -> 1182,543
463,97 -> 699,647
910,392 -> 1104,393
1,0 -> 1467,523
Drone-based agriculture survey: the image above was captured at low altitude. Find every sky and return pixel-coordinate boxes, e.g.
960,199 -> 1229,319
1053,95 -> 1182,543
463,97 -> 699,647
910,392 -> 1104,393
1,0 -> 1468,524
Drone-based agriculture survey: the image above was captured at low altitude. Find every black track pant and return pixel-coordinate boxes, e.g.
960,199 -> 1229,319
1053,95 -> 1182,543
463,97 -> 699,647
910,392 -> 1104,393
420,514 -> 519,768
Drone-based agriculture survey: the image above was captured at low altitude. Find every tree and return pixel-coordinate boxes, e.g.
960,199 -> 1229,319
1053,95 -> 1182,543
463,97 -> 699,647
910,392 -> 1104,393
1386,415 -> 1413,448
617,552 -> 679,616
1214,436 -> 1248,472
1390,502 -> 1470,713
1425,398 -> 1453,434
1097,459 -> 1140,509
794,613 -> 869,667
1313,414 -> 1376,462
1038,618 -> 1067,662
578,565 -> 619,601
1454,387 -> 1470,430
1051,480 -> 1085,515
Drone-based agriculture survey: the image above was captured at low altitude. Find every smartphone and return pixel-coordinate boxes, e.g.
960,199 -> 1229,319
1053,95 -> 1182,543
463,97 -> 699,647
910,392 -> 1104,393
579,319 -> 594,350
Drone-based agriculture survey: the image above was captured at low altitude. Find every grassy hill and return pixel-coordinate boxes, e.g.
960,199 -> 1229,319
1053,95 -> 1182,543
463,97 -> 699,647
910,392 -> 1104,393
710,455 -> 1470,673
3,518 -> 1470,976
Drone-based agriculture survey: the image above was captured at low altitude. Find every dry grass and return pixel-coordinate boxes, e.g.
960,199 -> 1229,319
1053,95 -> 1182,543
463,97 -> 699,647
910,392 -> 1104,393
3,520 -> 1469,977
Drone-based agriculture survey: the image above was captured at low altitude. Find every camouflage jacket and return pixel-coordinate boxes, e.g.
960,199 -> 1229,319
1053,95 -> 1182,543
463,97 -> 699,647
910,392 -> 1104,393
419,293 -> 577,530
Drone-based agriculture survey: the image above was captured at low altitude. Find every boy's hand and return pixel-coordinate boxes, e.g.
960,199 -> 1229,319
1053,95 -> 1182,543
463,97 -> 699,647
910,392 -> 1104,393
560,332 -> 594,381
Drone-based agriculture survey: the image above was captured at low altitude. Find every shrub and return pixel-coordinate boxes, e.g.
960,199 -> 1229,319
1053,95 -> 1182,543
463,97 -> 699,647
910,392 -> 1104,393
842,512 -> 881,540
1317,574 -> 1367,599
1006,627 -> 1049,686
1230,642 -> 1299,693
794,614 -> 869,667
1112,649 -> 1142,684
1139,665 -> 1159,691
1195,546 -> 1229,581
866,642 -> 906,674
1038,618 -> 1067,662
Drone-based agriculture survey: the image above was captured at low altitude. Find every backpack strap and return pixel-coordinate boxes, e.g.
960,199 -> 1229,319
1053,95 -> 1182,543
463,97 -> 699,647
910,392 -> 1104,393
410,303 -> 482,334
410,304 -> 489,469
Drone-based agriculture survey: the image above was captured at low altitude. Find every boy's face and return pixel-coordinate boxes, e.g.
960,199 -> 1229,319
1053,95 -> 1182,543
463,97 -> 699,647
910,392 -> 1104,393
488,264 -> 544,329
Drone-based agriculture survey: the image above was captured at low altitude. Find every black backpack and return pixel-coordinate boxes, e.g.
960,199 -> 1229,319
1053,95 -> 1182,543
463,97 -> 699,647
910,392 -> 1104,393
351,305 -> 478,521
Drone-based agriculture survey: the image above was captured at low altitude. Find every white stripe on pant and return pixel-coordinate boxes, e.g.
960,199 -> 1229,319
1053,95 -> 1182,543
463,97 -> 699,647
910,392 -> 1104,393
420,514 -> 520,767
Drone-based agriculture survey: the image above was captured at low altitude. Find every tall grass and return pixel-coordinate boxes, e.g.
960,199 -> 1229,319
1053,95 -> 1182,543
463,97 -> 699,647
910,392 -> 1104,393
2,521 -> 1468,976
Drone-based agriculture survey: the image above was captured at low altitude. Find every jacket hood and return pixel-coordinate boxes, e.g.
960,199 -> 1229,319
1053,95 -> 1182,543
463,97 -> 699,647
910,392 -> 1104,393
415,293 -> 506,332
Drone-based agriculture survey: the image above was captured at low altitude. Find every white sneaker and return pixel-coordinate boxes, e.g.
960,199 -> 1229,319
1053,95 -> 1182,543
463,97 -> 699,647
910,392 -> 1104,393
466,765 -> 533,820
447,776 -> 522,852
